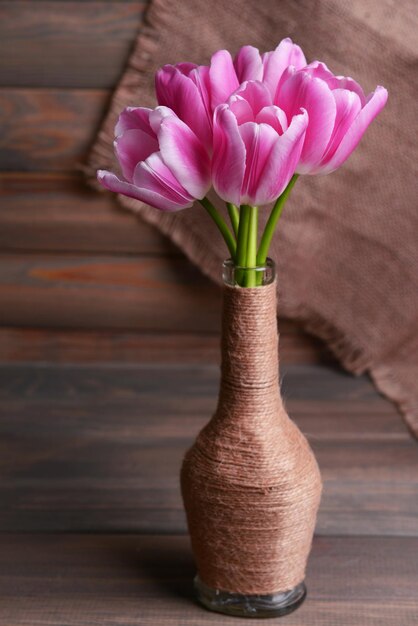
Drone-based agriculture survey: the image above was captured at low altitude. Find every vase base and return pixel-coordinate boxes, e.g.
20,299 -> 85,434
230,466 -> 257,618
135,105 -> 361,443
194,576 -> 306,618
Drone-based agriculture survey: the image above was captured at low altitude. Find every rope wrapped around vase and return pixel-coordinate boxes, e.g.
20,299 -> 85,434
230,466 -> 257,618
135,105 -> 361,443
181,277 -> 322,596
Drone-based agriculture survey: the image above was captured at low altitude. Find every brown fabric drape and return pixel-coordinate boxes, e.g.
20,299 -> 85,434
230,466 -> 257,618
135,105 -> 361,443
86,0 -> 418,437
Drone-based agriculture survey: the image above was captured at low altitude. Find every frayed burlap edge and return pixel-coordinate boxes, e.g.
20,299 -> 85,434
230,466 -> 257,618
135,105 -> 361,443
371,363 -> 418,439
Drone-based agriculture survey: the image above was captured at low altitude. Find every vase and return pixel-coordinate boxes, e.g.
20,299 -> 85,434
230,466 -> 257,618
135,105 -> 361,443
181,258 -> 322,618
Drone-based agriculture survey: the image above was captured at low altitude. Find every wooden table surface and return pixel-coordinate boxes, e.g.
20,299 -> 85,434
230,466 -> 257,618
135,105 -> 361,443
1,2 -> 418,624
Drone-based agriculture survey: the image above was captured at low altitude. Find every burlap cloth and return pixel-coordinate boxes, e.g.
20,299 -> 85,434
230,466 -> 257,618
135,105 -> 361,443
85,0 -> 418,437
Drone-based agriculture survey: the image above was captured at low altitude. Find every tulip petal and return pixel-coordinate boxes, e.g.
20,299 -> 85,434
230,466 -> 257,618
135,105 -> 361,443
275,37 -> 307,68
115,107 -> 153,137
319,86 -> 388,174
262,37 -> 307,97
229,80 -> 272,115
189,66 -> 213,138
319,89 -> 362,167
212,104 -> 246,205
115,107 -> 155,138
176,62 -> 198,76
132,152 -> 195,210
148,106 -> 177,135
155,66 -> 212,146
155,65 -> 182,107
98,170 -> 146,201
210,50 -> 240,108
304,61 -> 335,83
277,71 -> 337,173
97,169 -> 190,211
256,105 -> 288,134
239,121 -> 280,205
114,129 -> 159,182
254,109 -> 308,204
157,115 -> 211,198
228,80 -> 272,125
332,76 -> 366,106
234,45 -> 263,82
307,62 -> 367,105
228,97 -> 254,125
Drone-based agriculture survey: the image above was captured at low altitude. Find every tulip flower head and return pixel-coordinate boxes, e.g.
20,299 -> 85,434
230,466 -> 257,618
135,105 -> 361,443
212,80 -> 308,206
275,61 -> 388,175
98,106 -> 211,211
98,38 -> 387,286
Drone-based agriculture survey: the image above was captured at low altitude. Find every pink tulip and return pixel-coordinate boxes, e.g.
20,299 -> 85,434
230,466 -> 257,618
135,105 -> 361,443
275,61 -> 388,174
212,80 -> 308,206
97,106 -> 211,211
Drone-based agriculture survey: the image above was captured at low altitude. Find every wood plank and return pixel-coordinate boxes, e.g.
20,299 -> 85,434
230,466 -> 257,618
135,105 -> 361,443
0,325 -> 334,366
0,88 -> 109,170
0,253 -> 222,332
0,1 -> 146,88
0,363 -> 415,535
1,534 -> 417,625
1,251 -> 408,350
0,173 -> 175,254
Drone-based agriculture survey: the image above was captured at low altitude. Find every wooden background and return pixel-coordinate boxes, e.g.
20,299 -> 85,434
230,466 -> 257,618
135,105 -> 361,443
0,2 -> 417,624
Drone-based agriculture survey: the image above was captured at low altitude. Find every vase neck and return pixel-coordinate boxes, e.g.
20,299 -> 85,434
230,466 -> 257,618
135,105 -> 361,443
217,280 -> 281,420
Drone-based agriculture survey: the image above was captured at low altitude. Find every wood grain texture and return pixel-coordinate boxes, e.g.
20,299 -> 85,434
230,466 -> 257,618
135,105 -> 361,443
0,89 -> 110,170
0,324 -> 333,366
0,362 -> 415,535
0,173 -> 174,254
0,1 -> 146,88
0,253 -> 222,331
1,534 -> 417,626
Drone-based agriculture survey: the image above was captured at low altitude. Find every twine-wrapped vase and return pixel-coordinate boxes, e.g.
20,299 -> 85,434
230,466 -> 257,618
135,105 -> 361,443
181,259 -> 322,618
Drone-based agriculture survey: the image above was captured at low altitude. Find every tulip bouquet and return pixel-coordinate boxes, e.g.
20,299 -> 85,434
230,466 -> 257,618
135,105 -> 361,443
98,38 -> 387,287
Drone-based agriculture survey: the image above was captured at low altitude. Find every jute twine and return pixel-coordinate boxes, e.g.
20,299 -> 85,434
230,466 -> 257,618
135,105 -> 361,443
181,280 -> 322,595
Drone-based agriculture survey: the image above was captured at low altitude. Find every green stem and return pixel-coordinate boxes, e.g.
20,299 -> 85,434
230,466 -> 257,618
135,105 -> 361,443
245,206 -> 258,287
226,202 -> 239,237
199,197 -> 236,258
235,204 -> 251,285
256,174 -> 299,266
